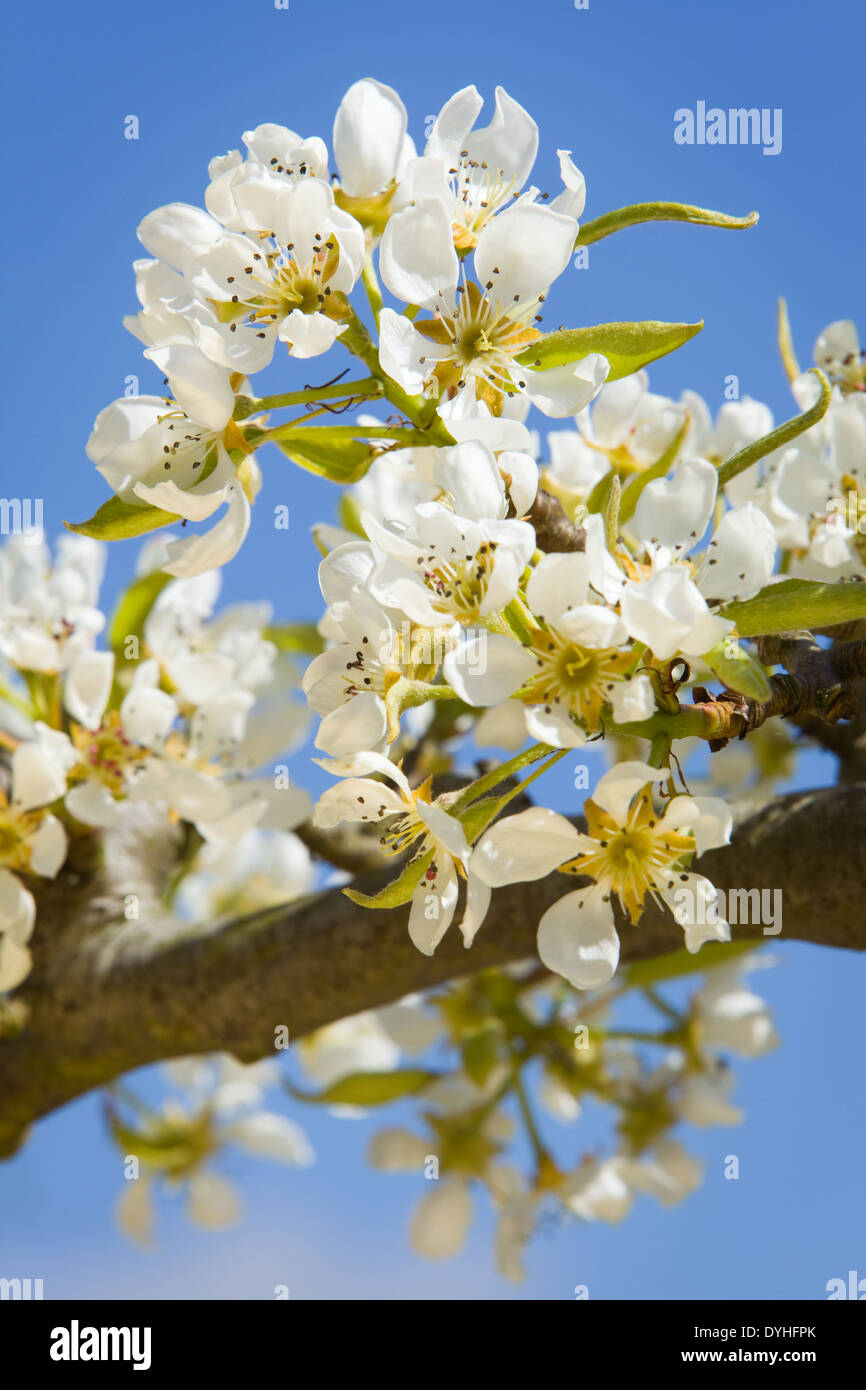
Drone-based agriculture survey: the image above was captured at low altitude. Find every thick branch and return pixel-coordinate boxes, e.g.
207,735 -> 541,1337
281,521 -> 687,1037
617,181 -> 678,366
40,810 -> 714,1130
525,489 -> 586,552
1,785 -> 865,1156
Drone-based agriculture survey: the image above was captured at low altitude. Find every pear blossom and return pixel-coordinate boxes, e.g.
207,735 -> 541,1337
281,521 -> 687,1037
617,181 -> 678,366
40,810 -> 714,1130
303,540 -> 448,757
378,195 -> 608,417
204,124 -> 329,233
0,536 -> 105,673
470,762 -> 732,989
190,178 -> 365,366
412,84 -> 539,250
409,1179 -> 474,1259
332,78 -> 415,203
0,745 -> 69,991
313,752 -> 491,954
175,829 -> 314,923
813,318 -> 866,394
692,962 -> 779,1058
116,1054 -> 313,1246
620,455 -> 777,660
443,516 -> 634,743
361,496 -> 536,632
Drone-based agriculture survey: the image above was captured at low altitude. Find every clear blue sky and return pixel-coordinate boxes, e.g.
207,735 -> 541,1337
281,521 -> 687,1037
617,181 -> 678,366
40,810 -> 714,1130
0,0 -> 863,1299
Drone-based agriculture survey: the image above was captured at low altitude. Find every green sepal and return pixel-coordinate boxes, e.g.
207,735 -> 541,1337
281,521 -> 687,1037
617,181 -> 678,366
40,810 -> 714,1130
343,846 -> 434,909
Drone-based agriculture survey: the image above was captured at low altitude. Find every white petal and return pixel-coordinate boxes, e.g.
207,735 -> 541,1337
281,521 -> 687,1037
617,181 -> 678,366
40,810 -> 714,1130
65,779 -> 120,828
226,1112 -> 314,1165
333,78 -> 410,197
699,504 -> 777,601
525,705 -> 587,748
0,869 -> 36,944
621,568 -> 731,661
380,198 -> 459,309
409,1180 -> 473,1259
145,344 -> 234,433
185,1171 -> 240,1229
11,738 -> 71,810
314,693 -> 388,758
537,885 -> 620,989
279,308 -> 346,359
0,934 -> 33,993
475,202 -> 576,305
408,860 -> 458,955
28,813 -> 68,878
473,700 -> 529,751
591,760 -> 667,825
558,604 -> 627,649
64,650 -> 114,730
632,457 -> 718,548
550,149 -> 586,218
120,685 -> 177,748
526,552 -> 590,623
137,203 -> 223,273
460,872 -> 492,947
607,673 -> 656,724
367,1127 -> 429,1171
522,355 -> 610,418
161,482 -> 251,577
415,801 -> 469,861
443,632 -> 536,705
472,807 -> 581,887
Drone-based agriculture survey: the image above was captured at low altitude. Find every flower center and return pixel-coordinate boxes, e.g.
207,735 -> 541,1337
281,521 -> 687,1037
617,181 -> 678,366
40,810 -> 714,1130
416,279 -> 540,414
71,714 -> 148,795
520,630 -> 632,733
421,540 -> 497,623
217,236 -> 343,329
0,804 -> 41,873
450,156 -> 521,250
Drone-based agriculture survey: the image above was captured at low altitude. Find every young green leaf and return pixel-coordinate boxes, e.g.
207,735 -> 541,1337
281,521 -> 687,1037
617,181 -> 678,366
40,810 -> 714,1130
702,640 -> 773,700
66,496 -> 179,541
288,1069 -> 437,1106
516,320 -> 702,381
723,579 -> 866,637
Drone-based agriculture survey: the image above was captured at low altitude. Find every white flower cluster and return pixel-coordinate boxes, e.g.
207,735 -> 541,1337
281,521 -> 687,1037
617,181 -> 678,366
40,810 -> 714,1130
0,534 -> 311,993
115,1054 -> 314,1245
297,957 -> 777,1281
303,300 -> 864,985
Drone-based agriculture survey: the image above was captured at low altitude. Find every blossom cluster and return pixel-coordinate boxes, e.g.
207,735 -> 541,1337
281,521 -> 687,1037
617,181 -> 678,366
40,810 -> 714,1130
0,533 -> 311,993
65,80 -> 866,1001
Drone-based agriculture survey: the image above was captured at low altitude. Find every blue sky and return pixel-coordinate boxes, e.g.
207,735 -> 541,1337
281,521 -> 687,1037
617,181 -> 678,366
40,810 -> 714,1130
0,0 -> 863,1299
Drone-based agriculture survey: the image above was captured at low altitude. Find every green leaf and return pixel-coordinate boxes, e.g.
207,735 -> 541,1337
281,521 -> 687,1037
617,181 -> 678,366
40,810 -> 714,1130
263,622 -> 325,656
723,578 -> 866,637
516,320 -> 702,381
66,495 -> 179,541
461,1021 -> 504,1087
343,847 -> 434,909
575,201 -> 759,247
625,939 -> 761,987
288,1069 -> 436,1107
702,640 -> 772,700
108,570 -> 172,661
275,428 -> 379,484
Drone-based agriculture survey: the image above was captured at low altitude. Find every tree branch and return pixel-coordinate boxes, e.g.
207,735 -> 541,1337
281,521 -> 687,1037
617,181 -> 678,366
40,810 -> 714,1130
1,785 -> 865,1156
